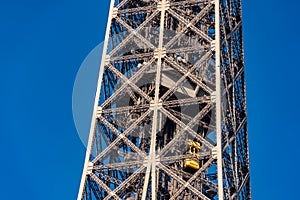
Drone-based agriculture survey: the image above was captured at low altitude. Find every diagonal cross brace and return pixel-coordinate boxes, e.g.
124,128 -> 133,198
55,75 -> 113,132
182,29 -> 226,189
160,105 -> 214,153
161,52 -> 213,101
103,166 -> 146,200
164,56 -> 214,94
92,109 -> 151,163
109,10 -> 159,56
165,2 -> 214,48
101,57 -> 155,109
167,8 -> 213,44
169,158 -> 215,200
158,163 -> 210,200
89,173 -> 121,200
106,64 -> 152,102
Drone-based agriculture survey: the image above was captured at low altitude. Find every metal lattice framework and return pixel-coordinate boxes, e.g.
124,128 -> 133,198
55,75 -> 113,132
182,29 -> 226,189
77,0 -> 251,199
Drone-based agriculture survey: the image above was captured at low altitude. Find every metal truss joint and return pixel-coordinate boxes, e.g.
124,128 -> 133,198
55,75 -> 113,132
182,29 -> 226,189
211,40 -> 216,52
212,146 -> 218,159
211,91 -> 216,103
105,55 -> 110,65
112,7 -> 118,18
96,106 -> 102,118
157,0 -> 170,11
154,48 -> 166,59
86,162 -> 94,175
155,155 -> 160,166
150,99 -> 163,110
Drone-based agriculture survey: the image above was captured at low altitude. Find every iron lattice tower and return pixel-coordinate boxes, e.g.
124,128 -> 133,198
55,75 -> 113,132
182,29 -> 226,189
77,0 -> 251,199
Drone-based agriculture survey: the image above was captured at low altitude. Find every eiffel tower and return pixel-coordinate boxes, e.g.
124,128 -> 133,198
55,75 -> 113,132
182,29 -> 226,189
77,0 -> 251,199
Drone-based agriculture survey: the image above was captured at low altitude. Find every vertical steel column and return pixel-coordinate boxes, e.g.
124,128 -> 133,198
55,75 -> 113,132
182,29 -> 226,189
141,1 -> 167,199
215,0 -> 224,199
76,0 -> 116,199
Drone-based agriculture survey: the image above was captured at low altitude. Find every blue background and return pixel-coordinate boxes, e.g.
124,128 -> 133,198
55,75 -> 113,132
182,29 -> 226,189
1,0 -> 299,199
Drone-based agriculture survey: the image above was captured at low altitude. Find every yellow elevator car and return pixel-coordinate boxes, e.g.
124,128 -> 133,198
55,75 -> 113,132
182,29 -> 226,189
184,141 -> 201,171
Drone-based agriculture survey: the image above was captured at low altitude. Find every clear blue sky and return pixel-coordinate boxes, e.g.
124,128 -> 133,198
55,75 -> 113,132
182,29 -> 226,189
0,0 -> 299,199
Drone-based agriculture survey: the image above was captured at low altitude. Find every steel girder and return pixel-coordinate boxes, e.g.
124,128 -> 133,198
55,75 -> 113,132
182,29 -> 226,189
77,0 -> 251,199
